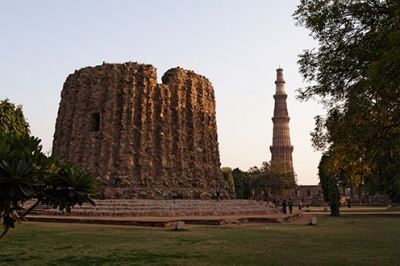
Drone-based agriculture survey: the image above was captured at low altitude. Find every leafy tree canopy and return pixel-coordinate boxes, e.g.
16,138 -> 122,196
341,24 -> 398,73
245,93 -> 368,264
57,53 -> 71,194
0,98 -> 30,135
221,167 -> 235,191
264,160 -> 297,198
0,132 -> 99,241
294,0 -> 400,202
0,99 -> 99,242
247,160 -> 297,201
232,168 -> 252,199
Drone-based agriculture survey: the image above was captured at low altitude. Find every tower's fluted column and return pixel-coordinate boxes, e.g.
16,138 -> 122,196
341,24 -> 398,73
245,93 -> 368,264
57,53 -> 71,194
270,68 -> 294,172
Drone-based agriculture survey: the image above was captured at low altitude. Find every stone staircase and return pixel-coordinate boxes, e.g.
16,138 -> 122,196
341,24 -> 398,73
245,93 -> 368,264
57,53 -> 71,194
26,199 -> 279,217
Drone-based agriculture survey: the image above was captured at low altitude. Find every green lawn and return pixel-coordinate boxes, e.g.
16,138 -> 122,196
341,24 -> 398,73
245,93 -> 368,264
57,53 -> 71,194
308,205 -> 400,213
1,215 -> 399,266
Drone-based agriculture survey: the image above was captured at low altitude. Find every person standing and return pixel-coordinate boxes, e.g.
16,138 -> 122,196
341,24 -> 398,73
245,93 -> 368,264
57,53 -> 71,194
282,200 -> 287,214
216,185 -> 222,201
288,198 -> 293,214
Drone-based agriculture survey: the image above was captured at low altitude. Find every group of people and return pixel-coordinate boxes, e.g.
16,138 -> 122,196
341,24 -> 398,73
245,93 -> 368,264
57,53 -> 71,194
281,198 -> 293,214
272,199 -> 295,214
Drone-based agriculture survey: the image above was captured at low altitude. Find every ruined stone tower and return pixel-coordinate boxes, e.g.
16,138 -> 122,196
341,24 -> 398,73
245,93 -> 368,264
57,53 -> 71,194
270,68 -> 294,172
52,62 -> 226,199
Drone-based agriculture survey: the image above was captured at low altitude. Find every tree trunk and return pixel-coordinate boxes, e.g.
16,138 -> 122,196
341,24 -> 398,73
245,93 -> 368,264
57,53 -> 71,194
0,226 -> 10,242
0,200 -> 40,242
23,199 -> 40,216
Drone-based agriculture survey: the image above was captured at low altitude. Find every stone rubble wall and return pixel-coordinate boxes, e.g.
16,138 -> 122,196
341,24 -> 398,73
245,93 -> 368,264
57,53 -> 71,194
52,62 -> 226,199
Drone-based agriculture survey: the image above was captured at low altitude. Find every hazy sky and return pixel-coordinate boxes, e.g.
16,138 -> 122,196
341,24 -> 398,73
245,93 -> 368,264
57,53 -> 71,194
1,1 -> 322,185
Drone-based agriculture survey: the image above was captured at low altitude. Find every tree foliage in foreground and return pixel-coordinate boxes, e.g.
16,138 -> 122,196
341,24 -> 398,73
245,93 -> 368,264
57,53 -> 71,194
294,0 -> 400,203
0,98 -> 99,242
0,132 -> 99,242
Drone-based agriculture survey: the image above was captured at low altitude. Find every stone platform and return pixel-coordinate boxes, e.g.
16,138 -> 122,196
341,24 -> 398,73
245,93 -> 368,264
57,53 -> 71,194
25,199 -> 304,227
29,199 -> 280,217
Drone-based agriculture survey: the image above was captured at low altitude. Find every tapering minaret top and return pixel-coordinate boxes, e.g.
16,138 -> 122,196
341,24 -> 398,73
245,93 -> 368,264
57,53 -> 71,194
275,68 -> 286,94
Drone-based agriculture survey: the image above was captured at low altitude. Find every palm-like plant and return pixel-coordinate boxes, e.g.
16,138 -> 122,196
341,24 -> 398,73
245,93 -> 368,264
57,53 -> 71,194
0,132 -> 98,242
43,162 -> 97,213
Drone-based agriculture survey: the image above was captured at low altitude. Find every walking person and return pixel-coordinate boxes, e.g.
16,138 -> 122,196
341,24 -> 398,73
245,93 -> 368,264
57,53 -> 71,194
216,185 -> 222,201
288,198 -> 293,214
282,200 -> 287,214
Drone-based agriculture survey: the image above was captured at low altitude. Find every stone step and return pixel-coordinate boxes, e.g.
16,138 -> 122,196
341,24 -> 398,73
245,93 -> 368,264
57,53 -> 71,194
25,199 -> 278,217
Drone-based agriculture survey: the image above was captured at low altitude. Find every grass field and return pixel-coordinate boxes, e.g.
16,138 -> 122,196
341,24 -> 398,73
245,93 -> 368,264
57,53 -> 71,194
308,205 -> 400,213
1,214 -> 399,266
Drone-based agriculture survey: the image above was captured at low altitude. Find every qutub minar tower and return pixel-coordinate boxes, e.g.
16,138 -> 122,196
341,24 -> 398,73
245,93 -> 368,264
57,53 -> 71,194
270,68 -> 294,172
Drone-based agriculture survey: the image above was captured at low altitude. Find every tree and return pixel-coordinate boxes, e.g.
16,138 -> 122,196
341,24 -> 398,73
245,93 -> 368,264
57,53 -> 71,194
0,98 -> 30,135
0,100 -> 99,242
294,0 -> 400,203
232,168 -> 252,199
319,154 -> 341,216
248,161 -> 297,201
221,167 -> 235,191
0,132 -> 99,241
247,166 -> 265,200
265,160 -> 297,199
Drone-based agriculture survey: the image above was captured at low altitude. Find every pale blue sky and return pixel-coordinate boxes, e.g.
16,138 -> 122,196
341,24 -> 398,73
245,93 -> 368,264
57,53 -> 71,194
0,1 -> 322,185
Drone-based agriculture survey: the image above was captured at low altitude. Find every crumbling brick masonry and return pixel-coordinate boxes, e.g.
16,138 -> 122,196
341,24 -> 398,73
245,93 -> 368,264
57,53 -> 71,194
52,62 -> 226,199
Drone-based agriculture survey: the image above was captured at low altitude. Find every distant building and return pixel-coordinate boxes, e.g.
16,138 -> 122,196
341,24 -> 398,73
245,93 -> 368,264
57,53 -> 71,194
270,68 -> 294,172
